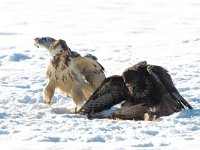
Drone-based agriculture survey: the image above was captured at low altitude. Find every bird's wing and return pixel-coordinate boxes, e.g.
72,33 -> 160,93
147,65 -> 193,116
84,54 -> 98,61
74,56 -> 105,89
78,75 -> 129,114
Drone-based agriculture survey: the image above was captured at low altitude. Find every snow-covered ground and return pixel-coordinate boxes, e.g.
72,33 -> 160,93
0,0 -> 200,149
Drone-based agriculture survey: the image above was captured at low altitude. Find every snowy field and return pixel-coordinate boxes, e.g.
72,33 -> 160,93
0,0 -> 200,149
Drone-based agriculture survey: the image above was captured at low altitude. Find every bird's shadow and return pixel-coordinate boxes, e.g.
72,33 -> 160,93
176,109 -> 200,118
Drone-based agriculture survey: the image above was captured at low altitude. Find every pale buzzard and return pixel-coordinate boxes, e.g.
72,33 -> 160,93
34,37 -> 105,112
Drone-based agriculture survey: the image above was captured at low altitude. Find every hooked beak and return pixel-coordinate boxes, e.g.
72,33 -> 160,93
34,43 -> 39,48
34,38 -> 39,48
126,83 -> 134,94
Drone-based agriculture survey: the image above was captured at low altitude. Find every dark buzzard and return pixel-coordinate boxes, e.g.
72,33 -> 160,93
78,61 -> 193,120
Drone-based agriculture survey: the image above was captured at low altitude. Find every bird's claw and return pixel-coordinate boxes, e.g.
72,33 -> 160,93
44,102 -> 52,107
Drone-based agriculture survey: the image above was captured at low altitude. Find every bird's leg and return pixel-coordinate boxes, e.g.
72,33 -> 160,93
144,112 -> 157,121
71,86 -> 86,114
151,115 -> 157,122
43,80 -> 55,107
45,101 -> 52,107
149,107 -> 157,121
144,113 -> 150,121
74,107 -> 78,114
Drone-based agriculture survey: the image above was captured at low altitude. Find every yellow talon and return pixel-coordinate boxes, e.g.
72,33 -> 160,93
152,115 -> 157,122
144,113 -> 149,121
46,102 -> 52,107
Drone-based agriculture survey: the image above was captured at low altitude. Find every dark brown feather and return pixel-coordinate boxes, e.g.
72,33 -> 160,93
146,65 -> 193,117
78,75 -> 129,115
78,61 -> 193,120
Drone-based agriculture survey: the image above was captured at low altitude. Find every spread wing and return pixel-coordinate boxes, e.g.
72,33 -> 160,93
78,75 -> 130,115
74,56 -> 105,89
147,65 -> 193,116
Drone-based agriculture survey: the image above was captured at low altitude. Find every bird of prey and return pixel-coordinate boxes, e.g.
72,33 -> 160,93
34,37 -> 105,112
78,61 -> 193,120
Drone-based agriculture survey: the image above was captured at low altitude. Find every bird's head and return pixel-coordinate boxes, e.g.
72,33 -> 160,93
34,37 -> 56,49
49,39 -> 72,56
122,62 -> 148,95
123,71 -> 143,94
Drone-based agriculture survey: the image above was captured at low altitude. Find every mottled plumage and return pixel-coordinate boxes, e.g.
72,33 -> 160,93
78,61 -> 193,120
34,37 -> 105,111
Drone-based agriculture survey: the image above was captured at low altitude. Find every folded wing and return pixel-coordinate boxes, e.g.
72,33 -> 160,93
74,56 -> 105,90
147,65 -> 193,117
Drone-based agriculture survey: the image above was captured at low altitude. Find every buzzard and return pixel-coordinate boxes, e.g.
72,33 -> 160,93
34,37 -> 105,112
78,61 -> 193,120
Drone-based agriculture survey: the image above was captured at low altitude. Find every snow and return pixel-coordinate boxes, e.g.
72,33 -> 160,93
0,0 -> 200,149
